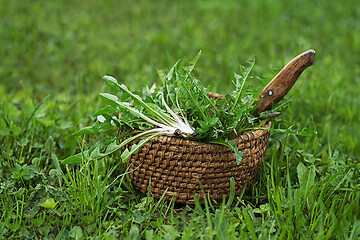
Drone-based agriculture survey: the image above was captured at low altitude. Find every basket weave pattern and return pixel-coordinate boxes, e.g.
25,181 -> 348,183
124,123 -> 270,204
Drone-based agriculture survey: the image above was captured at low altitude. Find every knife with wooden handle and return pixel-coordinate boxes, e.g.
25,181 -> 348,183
252,49 -> 316,117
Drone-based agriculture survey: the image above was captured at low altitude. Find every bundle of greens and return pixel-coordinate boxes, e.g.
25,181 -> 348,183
62,52 -> 278,165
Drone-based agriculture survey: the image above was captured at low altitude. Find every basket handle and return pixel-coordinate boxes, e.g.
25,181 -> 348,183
253,50 -> 316,116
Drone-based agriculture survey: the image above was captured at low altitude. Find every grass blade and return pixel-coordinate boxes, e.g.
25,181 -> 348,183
226,177 -> 235,209
23,95 -> 51,130
242,207 -> 258,240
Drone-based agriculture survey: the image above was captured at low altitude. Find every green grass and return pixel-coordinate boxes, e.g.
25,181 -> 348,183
1,0 -> 359,239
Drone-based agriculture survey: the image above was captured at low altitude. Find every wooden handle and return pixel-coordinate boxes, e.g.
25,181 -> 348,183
253,49 -> 316,116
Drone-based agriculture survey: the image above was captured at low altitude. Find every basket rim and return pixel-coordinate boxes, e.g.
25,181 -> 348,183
146,121 -> 271,147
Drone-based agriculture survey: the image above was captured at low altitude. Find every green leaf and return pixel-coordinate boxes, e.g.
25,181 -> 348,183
178,75 -> 206,119
231,61 -> 254,111
44,136 -> 55,155
162,225 -> 180,239
40,198 -> 57,209
61,153 -> 84,165
242,207 -> 258,240
183,50 -> 202,73
36,117 -> 56,127
103,75 -> 120,91
297,161 -> 307,184
128,224 -> 140,240
226,177 -> 235,208
145,230 -> 154,240
208,139 -> 243,164
99,93 -> 120,108
121,148 -> 131,161
69,226 -> 83,240
165,59 -> 181,82
297,162 -> 316,199
226,139 -> 244,164
89,142 -> 103,160
92,105 -> 117,117
61,149 -> 90,164
101,92 -> 165,127
73,126 -> 98,136
105,140 -> 121,154
117,82 -> 174,125
198,117 -> 219,130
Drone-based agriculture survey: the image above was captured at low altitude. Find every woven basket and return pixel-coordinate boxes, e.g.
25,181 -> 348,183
123,122 -> 270,204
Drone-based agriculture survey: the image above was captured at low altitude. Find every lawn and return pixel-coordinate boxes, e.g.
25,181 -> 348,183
1,0 -> 359,239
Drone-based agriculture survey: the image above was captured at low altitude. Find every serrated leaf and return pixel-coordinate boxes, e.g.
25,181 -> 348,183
121,148 -> 131,162
183,50 -> 201,73
105,140 -> 120,154
231,60 -> 254,111
89,142 -> 103,160
166,59 -> 181,82
225,139 -> 244,164
209,139 -> 244,164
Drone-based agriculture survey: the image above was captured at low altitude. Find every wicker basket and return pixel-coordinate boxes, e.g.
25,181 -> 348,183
123,122 -> 270,204
120,50 -> 316,204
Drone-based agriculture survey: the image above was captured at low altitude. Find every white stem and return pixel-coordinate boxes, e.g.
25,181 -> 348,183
161,96 -> 195,136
